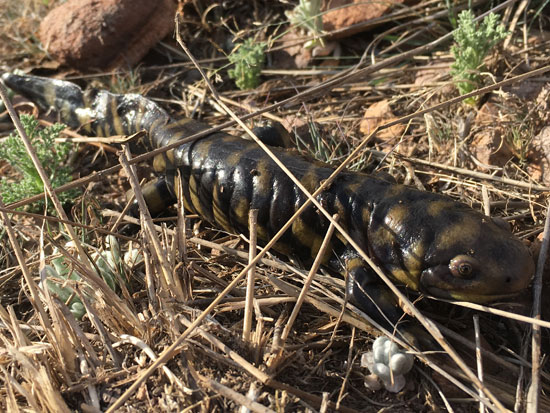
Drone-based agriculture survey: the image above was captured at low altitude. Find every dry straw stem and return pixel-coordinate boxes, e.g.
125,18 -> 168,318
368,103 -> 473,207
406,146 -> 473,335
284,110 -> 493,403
272,214 -> 338,361
243,209 -> 258,342
119,145 -> 186,301
0,207 -> 139,242
527,201 -> 550,412
433,298 -> 550,329
473,315 -> 485,413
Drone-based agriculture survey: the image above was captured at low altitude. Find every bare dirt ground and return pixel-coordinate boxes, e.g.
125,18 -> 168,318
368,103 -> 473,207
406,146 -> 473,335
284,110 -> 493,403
0,1 -> 549,412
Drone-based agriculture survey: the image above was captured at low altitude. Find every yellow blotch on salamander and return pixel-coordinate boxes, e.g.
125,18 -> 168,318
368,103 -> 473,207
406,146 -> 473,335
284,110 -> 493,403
233,197 -> 251,229
153,154 -> 167,173
174,174 -> 194,212
133,101 -> 145,134
225,152 -> 241,169
402,240 -> 425,278
252,159 -> 272,194
427,200 -> 455,217
109,98 -> 124,135
194,140 -> 213,161
300,167 -> 322,192
292,217 -> 326,262
436,216 -> 480,250
212,180 -> 232,233
388,266 -> 420,290
385,204 -> 409,231
383,183 -> 406,199
188,173 -> 208,218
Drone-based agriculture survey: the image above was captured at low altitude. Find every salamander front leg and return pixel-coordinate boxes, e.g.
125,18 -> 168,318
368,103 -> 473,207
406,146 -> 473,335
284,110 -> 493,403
345,254 -> 436,349
248,121 -> 293,148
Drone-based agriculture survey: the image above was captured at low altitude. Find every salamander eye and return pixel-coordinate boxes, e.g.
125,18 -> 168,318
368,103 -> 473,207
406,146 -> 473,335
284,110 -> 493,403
449,255 -> 478,279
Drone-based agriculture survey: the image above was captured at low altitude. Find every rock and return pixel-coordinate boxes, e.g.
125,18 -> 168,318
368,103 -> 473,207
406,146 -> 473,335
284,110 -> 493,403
322,0 -> 406,38
275,31 -> 314,69
39,0 -> 177,71
527,126 -> 550,185
360,100 -> 406,141
470,103 -> 513,167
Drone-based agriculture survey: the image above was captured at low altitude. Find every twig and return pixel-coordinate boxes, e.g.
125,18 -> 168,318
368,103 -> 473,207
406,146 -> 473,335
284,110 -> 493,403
197,374 -> 275,413
368,149 -> 550,192
473,315 -> 485,413
271,214 -> 338,363
119,146 -> 185,300
430,298 -> 550,329
0,196 -> 52,332
0,207 -> 139,243
115,334 -> 192,394
243,209 -> 258,343
526,201 -> 550,412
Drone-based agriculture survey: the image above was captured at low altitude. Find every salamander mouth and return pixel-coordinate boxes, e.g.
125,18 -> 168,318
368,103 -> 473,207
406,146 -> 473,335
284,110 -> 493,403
419,285 -> 519,303
419,266 -> 522,303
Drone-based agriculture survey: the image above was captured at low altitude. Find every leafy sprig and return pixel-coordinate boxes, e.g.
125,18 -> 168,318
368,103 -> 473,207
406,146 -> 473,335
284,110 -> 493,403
0,114 -> 77,210
450,10 -> 508,103
228,38 -> 267,90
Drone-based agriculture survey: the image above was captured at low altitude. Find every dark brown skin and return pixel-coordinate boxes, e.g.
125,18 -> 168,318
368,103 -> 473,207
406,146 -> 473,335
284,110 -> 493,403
2,73 -> 534,346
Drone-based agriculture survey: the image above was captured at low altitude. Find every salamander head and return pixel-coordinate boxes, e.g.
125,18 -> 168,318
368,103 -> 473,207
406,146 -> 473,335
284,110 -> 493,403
369,195 -> 534,303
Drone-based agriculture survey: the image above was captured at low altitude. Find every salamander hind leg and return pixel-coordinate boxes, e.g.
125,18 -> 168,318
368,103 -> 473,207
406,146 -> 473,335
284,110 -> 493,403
126,176 -> 177,218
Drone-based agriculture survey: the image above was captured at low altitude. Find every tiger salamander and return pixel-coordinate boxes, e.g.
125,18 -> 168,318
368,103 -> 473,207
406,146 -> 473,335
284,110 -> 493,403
1,73 -> 534,345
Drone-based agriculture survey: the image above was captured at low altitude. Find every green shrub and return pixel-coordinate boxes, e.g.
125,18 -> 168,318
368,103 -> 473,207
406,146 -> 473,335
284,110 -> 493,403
228,38 -> 266,90
0,114 -> 78,210
450,10 -> 508,103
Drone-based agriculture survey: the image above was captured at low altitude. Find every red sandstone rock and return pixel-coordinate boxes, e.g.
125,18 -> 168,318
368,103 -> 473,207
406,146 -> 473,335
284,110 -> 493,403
323,0 -> 406,38
39,0 -> 177,71
360,100 -> 406,141
471,103 -> 513,167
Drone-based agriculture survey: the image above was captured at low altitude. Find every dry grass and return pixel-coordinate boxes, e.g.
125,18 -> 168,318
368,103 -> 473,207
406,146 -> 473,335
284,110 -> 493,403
0,0 -> 549,411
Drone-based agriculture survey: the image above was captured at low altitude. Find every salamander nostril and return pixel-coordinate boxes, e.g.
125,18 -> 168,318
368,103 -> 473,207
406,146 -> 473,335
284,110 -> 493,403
506,277 -> 511,283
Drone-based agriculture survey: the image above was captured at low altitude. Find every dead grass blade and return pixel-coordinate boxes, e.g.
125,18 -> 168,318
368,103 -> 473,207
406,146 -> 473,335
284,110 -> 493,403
526,201 -> 550,412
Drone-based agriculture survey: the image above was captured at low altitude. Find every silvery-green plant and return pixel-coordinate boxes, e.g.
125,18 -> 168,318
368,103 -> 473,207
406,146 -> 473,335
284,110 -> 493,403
285,0 -> 324,48
42,235 -> 142,319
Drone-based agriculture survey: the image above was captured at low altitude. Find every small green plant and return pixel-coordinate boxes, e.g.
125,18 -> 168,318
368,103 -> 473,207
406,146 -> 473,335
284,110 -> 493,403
285,0 -> 324,48
450,10 -> 508,104
227,38 -> 267,90
506,124 -> 533,164
0,114 -> 77,210
295,120 -> 369,171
